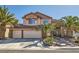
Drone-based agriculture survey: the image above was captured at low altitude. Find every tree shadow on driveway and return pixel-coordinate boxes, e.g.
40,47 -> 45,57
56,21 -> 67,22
0,38 -> 42,44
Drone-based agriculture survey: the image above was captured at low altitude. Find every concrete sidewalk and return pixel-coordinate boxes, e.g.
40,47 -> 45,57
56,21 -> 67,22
0,46 -> 79,50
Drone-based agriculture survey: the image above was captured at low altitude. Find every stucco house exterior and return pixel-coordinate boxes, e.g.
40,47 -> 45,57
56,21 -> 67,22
1,12 -> 53,39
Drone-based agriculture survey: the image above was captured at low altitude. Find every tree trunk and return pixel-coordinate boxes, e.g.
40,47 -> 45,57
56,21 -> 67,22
4,28 -> 9,39
0,26 -> 5,39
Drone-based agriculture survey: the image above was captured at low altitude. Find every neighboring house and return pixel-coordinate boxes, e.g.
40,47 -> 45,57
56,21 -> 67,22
2,12 -> 53,39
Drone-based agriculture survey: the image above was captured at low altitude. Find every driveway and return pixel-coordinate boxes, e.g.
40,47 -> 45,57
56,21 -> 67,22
0,37 -> 77,49
0,38 -> 42,49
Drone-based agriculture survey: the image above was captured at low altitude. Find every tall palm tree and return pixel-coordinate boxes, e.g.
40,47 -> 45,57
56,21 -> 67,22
61,16 -> 79,37
0,6 -> 18,27
0,6 -> 18,38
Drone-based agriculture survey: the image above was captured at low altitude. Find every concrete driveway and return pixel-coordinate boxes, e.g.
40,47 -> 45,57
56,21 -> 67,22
0,38 -> 42,49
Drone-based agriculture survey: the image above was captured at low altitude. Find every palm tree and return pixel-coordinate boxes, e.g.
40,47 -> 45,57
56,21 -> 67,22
0,6 -> 18,38
42,23 -> 55,46
0,6 -> 18,26
42,24 -> 49,38
42,23 -> 55,38
61,16 -> 79,37
54,20 -> 65,37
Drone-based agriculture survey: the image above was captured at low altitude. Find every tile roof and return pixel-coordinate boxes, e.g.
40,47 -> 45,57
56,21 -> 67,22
13,24 -> 43,29
22,12 -> 52,19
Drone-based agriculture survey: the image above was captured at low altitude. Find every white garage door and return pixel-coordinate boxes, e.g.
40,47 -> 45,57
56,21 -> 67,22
23,31 -> 42,38
13,30 -> 22,38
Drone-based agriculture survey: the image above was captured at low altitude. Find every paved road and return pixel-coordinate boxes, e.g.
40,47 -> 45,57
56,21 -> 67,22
0,48 -> 79,53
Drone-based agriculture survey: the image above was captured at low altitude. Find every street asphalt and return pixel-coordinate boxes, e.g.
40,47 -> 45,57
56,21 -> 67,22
0,48 -> 79,53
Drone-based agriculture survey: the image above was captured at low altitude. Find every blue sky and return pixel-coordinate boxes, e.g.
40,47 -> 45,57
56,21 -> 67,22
1,5 -> 79,23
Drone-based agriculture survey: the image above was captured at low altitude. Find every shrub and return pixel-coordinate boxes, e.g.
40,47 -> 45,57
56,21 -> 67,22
43,37 -> 54,46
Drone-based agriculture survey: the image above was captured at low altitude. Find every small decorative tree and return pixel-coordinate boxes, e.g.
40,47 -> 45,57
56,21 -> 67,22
42,24 -> 55,46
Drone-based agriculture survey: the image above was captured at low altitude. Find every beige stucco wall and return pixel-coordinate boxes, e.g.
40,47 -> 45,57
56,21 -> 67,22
5,28 -> 9,38
5,24 -> 11,38
23,19 -> 29,25
25,14 -> 37,19
37,18 -> 41,25
23,14 -> 52,25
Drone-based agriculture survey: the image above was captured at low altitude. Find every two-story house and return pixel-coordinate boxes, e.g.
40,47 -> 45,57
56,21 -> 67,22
3,12 -> 53,39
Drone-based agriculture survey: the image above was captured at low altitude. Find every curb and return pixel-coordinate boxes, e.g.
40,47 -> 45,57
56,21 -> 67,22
0,47 -> 79,50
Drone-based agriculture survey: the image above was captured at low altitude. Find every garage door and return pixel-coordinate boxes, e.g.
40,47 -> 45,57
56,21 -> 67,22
13,30 -> 22,38
23,31 -> 42,38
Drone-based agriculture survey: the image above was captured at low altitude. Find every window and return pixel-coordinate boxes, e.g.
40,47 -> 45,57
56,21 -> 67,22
29,18 -> 36,24
43,19 -> 48,24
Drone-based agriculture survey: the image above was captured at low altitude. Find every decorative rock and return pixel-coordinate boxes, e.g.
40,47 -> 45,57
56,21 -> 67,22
33,40 -> 38,44
37,43 -> 42,47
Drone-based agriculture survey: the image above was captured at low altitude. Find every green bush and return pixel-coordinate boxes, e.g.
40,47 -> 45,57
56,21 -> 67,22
43,37 -> 54,46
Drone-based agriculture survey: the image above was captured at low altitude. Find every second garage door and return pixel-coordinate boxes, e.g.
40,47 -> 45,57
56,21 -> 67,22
23,31 -> 42,38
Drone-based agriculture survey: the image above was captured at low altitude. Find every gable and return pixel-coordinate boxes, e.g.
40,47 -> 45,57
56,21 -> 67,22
22,12 -> 52,20
35,12 -> 52,19
22,12 -> 39,19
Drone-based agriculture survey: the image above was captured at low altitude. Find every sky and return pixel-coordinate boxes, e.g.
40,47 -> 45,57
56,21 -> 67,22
1,5 -> 79,23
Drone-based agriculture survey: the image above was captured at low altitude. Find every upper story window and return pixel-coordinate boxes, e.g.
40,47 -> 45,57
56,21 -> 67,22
29,18 -> 36,24
43,19 -> 49,24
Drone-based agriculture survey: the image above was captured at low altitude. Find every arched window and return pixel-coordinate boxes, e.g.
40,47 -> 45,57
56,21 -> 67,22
29,18 -> 36,24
